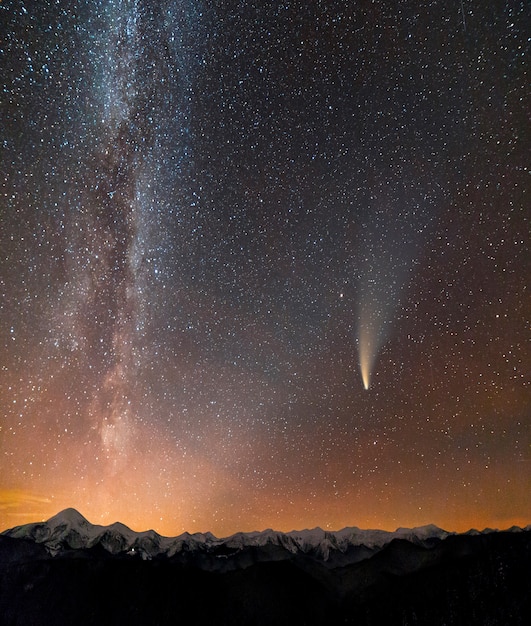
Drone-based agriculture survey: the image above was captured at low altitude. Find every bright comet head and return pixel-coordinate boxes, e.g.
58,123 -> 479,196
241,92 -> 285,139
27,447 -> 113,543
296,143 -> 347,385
359,342 -> 372,390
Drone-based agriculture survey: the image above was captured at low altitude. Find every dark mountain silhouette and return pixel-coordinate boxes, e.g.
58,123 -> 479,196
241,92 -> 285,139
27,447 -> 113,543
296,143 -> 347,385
1,510 -> 530,625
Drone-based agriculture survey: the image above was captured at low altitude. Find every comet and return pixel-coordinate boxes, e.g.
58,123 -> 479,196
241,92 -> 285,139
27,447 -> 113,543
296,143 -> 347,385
356,180 -> 440,389
358,300 -> 378,389
357,291 -> 387,391
361,366 -> 370,391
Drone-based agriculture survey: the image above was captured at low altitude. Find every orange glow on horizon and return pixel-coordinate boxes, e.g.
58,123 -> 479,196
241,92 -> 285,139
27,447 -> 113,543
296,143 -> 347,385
1,484 -> 529,538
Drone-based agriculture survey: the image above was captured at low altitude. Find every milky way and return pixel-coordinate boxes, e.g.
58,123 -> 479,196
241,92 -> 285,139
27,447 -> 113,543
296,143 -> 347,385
1,1 -> 529,536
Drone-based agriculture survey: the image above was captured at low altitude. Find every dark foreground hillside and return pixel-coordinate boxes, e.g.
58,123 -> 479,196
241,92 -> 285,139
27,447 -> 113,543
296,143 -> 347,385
0,530 -> 530,625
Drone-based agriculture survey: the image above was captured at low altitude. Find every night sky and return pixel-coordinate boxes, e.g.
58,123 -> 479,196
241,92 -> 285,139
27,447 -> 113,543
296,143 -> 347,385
1,0 -> 529,537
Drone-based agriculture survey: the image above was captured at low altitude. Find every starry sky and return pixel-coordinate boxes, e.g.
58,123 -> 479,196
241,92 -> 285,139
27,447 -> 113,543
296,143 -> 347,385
1,0 -> 529,537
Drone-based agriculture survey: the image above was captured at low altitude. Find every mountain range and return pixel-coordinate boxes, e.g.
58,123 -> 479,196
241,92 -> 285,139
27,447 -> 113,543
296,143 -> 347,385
2,508 -> 456,565
1,509 -> 530,625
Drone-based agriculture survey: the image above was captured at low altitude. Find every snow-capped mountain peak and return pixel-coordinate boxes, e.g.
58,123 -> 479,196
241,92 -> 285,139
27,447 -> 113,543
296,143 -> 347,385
47,508 -> 90,527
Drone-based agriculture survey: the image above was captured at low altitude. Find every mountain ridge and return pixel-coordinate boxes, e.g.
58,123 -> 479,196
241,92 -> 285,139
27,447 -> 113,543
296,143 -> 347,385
3,508 -> 528,565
